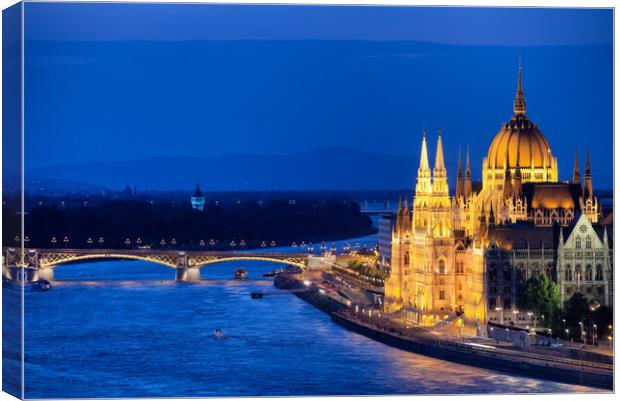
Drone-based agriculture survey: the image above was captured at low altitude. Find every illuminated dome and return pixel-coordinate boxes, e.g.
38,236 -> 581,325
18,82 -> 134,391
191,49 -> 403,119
481,64 -> 558,186
486,117 -> 554,169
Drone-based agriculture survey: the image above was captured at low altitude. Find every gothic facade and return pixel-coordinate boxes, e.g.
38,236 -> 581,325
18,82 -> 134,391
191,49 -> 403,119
383,66 -> 612,328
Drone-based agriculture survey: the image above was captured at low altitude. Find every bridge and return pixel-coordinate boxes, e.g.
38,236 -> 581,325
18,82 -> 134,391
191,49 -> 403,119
2,248 -> 334,282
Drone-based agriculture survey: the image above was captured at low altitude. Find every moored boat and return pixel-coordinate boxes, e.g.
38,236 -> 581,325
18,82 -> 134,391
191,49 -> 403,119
32,279 -> 52,292
233,268 -> 248,280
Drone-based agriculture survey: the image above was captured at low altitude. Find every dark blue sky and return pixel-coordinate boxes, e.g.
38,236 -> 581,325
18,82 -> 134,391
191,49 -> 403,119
24,4 -> 613,188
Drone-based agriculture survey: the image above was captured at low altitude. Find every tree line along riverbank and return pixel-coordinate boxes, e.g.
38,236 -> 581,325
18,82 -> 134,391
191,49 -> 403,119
3,198 -> 376,249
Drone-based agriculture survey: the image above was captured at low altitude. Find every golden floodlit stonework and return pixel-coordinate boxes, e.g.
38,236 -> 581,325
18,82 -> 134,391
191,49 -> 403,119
384,65 -> 606,330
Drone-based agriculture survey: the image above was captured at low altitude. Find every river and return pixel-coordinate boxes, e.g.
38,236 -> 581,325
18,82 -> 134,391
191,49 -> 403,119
3,232 -> 599,398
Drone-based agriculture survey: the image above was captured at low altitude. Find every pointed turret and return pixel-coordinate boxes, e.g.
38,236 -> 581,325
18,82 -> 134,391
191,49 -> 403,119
502,155 -> 512,200
434,129 -> 446,175
513,145 -> 522,198
572,147 -> 581,185
401,198 -> 411,232
456,147 -> 463,198
419,129 -> 430,173
488,202 -> 496,225
194,183 -> 203,197
394,198 -> 402,235
583,148 -> 593,199
415,129 -> 432,196
464,146 -> 472,199
513,62 -> 526,116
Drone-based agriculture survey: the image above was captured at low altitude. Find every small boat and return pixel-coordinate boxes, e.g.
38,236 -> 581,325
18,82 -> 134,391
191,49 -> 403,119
234,268 -> 248,280
214,328 -> 223,338
284,265 -> 303,274
251,291 -> 264,299
32,279 -> 52,292
262,271 -> 277,278
3,276 -> 13,288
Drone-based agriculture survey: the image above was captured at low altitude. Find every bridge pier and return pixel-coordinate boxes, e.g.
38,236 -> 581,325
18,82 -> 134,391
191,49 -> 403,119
33,268 -> 54,282
5,266 -> 39,282
175,267 -> 200,282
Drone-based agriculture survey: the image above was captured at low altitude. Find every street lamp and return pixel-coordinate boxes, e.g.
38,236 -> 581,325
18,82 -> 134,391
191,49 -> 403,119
579,322 -> 585,344
565,328 -> 570,341
495,306 -> 503,324
593,324 -> 598,346
51,237 -> 57,248
87,237 -> 93,247
125,238 -> 131,248
160,239 -> 166,247
98,237 -> 104,248
63,236 -> 69,248
136,238 -> 142,247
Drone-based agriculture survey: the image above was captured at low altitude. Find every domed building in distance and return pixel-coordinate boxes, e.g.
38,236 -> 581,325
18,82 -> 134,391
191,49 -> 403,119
383,65 -> 612,331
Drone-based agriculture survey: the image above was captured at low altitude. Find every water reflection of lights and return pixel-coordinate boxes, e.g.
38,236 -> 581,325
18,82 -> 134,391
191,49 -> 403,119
462,342 -> 496,350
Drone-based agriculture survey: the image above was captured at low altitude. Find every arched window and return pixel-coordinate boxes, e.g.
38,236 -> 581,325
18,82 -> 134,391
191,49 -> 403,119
575,236 -> 582,249
595,264 -> 603,281
403,251 -> 410,265
586,236 -> 592,249
575,265 -> 582,281
438,259 -> 445,274
585,265 -> 593,281
564,264 -> 572,281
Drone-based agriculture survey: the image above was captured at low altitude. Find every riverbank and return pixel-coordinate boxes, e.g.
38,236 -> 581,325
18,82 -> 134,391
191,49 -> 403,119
276,273 -> 613,390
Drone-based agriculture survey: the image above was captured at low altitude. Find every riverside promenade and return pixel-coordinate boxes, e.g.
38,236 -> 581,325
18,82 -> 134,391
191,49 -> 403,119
275,269 -> 613,390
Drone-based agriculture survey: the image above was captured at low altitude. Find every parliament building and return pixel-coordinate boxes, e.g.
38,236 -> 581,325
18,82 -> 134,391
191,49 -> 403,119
383,66 -> 613,329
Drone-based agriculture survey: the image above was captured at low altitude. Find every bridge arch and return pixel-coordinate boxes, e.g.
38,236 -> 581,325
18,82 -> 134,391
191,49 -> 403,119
38,253 -> 179,269
195,256 -> 306,269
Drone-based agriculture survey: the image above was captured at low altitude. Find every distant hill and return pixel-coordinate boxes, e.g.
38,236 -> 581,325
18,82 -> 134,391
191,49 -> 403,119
3,176 -> 108,195
27,147 -> 473,191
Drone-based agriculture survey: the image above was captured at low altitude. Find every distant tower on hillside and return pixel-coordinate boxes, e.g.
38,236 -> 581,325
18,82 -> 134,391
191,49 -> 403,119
191,184 -> 206,211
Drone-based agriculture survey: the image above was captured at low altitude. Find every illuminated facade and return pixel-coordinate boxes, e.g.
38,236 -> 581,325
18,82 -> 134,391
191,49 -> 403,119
191,184 -> 206,211
384,132 -> 486,327
384,66 -> 610,329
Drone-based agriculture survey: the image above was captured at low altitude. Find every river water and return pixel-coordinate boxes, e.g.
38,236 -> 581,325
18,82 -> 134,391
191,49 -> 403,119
4,233 -> 599,398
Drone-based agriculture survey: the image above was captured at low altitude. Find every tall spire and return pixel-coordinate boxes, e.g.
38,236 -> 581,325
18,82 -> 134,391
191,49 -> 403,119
572,147 -> 581,185
419,128 -> 430,172
464,145 -> 472,199
513,61 -> 526,116
434,129 -> 446,173
415,129 -> 432,197
584,147 -> 593,199
456,147 -> 463,198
